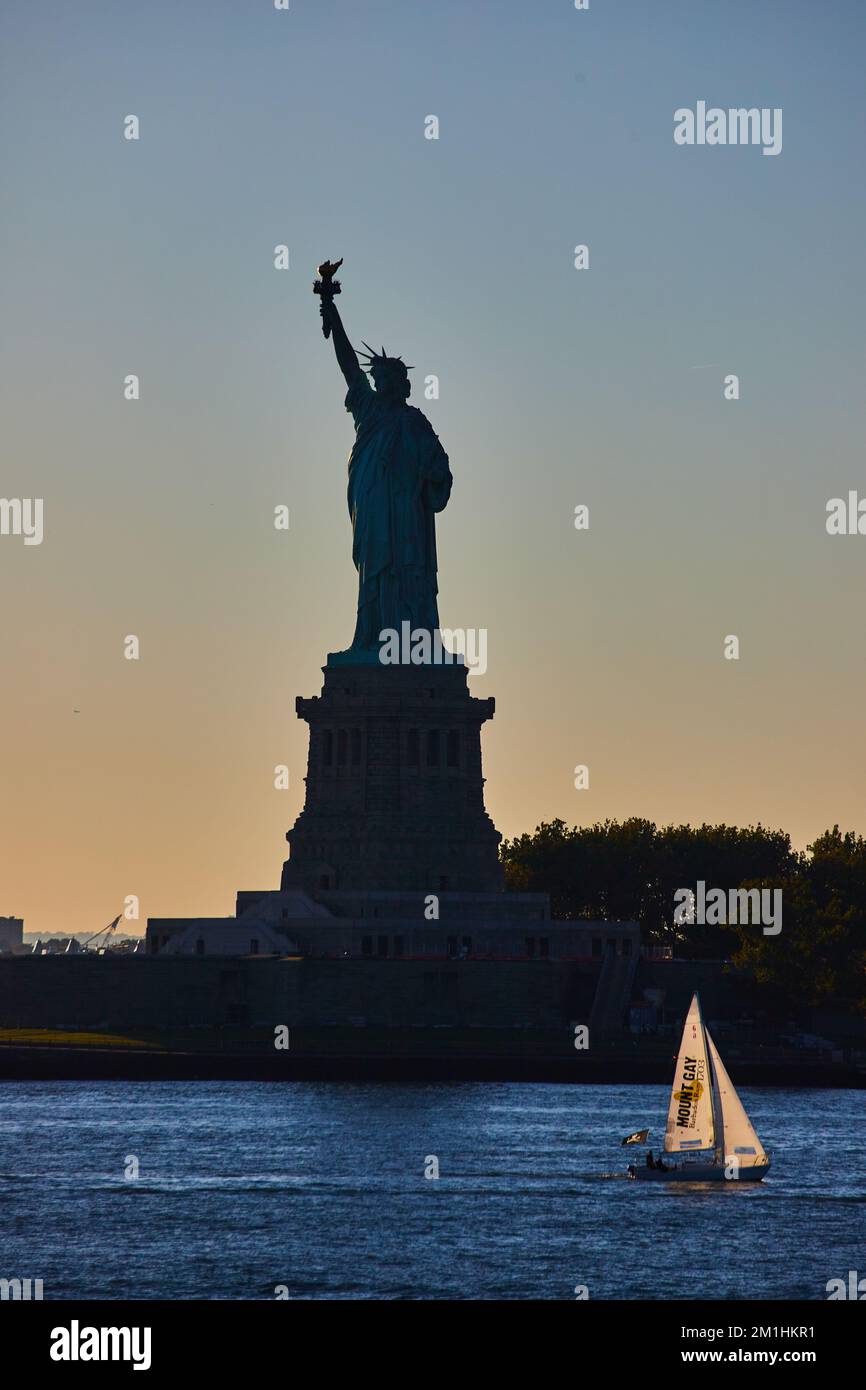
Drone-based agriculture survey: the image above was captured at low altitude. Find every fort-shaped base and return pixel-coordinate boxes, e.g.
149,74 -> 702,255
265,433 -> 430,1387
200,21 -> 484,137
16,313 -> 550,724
282,659 -> 503,895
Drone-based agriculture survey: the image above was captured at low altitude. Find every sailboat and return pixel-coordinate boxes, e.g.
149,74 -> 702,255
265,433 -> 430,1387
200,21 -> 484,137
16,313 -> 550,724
627,993 -> 770,1182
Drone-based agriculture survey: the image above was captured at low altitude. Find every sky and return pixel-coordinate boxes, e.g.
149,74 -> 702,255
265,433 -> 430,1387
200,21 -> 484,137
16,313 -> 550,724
2,0 -> 865,936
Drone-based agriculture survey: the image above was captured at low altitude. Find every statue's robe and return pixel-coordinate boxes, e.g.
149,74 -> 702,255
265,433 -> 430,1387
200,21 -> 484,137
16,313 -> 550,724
345,375 -> 452,651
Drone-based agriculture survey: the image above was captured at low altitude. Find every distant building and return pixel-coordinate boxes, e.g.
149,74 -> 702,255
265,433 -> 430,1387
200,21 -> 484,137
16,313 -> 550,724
147,887 -> 639,964
156,921 -> 292,957
0,917 -> 24,955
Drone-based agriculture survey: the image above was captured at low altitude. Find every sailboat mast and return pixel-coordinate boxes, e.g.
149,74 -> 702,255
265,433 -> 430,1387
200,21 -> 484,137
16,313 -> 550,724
695,994 -> 720,1160
705,1015 -> 724,1166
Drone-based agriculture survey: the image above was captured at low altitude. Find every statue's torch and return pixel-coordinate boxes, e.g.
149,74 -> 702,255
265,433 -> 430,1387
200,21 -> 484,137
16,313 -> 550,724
313,258 -> 343,338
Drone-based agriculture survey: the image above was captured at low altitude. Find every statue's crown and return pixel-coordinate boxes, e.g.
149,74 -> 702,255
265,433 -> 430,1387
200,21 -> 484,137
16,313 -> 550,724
358,342 -> 414,374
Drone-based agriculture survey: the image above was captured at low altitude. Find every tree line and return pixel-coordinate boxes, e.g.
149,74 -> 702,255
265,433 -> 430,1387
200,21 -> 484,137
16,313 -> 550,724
501,819 -> 866,1014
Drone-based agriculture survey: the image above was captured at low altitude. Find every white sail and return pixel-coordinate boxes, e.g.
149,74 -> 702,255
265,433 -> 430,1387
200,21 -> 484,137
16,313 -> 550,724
706,1029 -> 767,1167
664,994 -> 715,1153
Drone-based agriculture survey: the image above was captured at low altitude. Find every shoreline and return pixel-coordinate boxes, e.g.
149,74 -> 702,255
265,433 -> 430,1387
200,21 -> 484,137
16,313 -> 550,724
0,1044 -> 862,1086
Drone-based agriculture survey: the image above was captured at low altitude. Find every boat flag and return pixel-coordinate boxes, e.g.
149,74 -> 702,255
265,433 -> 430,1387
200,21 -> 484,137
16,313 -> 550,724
621,1129 -> 651,1146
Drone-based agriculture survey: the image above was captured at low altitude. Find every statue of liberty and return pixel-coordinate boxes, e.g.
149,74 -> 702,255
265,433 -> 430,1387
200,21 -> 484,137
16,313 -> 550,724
315,262 -> 452,661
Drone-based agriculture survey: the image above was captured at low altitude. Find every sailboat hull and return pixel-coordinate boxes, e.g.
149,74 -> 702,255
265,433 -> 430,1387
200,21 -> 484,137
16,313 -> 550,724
628,1161 -> 770,1183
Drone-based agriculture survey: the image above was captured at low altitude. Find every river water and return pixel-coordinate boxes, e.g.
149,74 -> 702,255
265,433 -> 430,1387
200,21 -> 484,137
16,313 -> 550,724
0,1081 -> 861,1300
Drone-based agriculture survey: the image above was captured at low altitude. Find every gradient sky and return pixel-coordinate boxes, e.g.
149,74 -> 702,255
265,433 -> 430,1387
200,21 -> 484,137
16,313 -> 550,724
2,0 -> 865,936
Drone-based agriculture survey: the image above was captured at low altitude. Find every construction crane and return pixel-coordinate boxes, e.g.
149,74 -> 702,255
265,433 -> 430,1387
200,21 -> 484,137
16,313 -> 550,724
81,915 -> 122,954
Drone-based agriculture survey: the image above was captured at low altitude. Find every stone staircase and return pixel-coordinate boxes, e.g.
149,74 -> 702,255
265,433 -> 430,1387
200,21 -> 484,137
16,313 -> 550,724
589,949 -> 638,1037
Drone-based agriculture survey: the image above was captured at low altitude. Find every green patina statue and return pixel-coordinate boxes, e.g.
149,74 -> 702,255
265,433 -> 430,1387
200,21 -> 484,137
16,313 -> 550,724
315,261 -> 452,662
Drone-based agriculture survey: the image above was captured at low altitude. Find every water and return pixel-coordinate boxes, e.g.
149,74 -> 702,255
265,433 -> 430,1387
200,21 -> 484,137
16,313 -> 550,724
0,1082 -> 862,1300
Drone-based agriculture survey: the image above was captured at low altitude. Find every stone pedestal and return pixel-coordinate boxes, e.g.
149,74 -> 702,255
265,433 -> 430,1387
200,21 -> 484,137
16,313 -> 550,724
281,660 -> 503,895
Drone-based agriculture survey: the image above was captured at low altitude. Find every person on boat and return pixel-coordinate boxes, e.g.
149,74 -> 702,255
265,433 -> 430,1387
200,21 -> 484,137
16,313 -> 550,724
646,1151 -> 655,1169
656,1156 -> 668,1172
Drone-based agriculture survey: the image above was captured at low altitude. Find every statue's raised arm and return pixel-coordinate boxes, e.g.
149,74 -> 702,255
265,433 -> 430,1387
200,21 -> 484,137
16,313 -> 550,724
321,296 -> 363,388
314,259 -> 362,388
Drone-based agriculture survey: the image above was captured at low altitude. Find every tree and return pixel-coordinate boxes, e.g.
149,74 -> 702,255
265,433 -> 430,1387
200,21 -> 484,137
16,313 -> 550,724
732,827 -> 866,1014
503,818 -> 796,957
